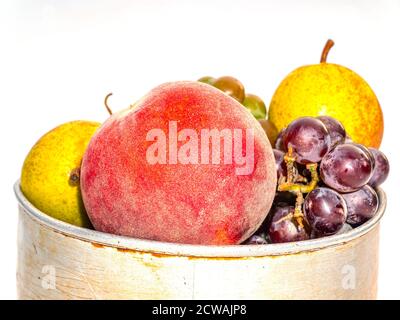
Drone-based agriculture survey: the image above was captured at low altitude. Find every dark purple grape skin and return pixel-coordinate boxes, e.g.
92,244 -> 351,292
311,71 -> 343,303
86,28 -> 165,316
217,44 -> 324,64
275,129 -> 286,151
283,117 -> 331,164
351,143 -> 375,169
273,149 -> 287,179
342,185 -> 379,227
317,116 -> 346,148
304,188 -> 347,236
311,223 -> 352,239
268,206 -> 309,243
320,143 -> 373,193
244,235 -> 268,245
368,148 -> 390,188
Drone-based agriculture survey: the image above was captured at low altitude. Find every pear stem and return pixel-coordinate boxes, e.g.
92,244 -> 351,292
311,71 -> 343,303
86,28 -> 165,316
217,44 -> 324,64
104,93 -> 113,115
320,39 -> 335,63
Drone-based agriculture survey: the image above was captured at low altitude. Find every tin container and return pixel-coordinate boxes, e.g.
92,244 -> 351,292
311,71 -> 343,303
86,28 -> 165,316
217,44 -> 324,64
14,181 -> 386,300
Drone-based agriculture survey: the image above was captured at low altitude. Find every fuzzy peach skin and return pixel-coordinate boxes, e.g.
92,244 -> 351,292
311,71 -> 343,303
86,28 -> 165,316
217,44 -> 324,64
81,81 -> 276,244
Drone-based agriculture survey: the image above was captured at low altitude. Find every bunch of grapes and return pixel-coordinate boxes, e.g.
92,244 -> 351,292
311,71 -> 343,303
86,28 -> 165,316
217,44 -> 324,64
246,116 -> 390,244
198,75 -> 266,116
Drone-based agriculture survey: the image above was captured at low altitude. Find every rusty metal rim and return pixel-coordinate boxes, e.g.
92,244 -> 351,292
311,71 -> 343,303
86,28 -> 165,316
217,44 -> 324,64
14,180 -> 386,257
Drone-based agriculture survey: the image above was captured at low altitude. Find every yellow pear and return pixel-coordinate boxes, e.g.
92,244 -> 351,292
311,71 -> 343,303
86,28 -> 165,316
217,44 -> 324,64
21,120 -> 100,227
268,39 -> 383,148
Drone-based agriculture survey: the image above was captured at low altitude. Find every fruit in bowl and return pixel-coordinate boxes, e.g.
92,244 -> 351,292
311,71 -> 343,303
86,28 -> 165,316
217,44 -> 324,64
21,121 -> 100,227
246,115 -> 389,244
19,70 -> 388,248
80,81 -> 277,245
268,39 -> 384,148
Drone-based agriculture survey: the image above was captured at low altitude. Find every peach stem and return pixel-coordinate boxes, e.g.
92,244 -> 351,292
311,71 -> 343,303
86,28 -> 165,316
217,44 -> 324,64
104,93 -> 113,115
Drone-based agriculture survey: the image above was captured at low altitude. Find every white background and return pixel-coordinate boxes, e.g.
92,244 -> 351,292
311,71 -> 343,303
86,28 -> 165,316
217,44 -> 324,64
1,0 -> 399,299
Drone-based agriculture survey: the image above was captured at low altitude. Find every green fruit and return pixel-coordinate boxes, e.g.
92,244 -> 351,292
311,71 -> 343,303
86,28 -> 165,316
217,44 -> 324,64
243,94 -> 267,119
198,76 -> 216,85
20,120 -> 100,227
213,76 -> 245,102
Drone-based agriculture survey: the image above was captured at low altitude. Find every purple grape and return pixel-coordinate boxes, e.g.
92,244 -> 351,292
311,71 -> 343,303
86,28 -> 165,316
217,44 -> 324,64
337,223 -> 353,235
344,135 -> 353,143
244,235 -> 268,245
342,185 -> 379,227
368,148 -> 390,188
310,230 -> 322,239
320,143 -> 373,193
273,149 -> 287,179
312,223 -> 353,238
351,143 -> 375,168
268,206 -> 309,243
283,117 -> 331,164
304,187 -> 347,236
275,129 -> 286,151
317,116 -> 346,147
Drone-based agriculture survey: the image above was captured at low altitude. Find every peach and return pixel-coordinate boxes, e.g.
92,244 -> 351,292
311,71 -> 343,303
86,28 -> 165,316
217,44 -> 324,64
81,81 -> 276,244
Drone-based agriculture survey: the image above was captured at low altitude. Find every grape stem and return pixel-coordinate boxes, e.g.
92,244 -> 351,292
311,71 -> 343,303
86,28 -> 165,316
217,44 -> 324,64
320,39 -> 334,63
277,150 -> 320,231
295,174 -> 308,183
293,192 -> 306,229
273,192 -> 308,230
278,163 -> 319,193
284,146 -> 297,183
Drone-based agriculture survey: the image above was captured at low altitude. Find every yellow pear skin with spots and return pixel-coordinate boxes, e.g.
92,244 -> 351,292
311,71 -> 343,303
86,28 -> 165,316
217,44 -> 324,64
268,40 -> 384,148
21,120 -> 100,227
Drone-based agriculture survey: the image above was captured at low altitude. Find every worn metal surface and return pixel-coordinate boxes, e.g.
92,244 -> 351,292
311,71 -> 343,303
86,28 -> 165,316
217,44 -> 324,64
15,181 -> 386,299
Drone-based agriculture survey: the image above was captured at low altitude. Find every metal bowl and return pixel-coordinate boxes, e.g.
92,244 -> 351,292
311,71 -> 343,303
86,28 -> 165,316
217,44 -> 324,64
14,181 -> 386,299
